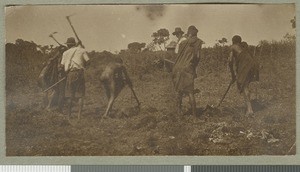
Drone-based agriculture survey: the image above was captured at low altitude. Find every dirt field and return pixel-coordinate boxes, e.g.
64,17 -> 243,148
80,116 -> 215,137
6,47 -> 296,156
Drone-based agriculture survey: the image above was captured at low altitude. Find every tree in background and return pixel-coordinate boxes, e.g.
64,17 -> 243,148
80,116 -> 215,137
214,38 -> 228,59
283,33 -> 296,43
291,16 -> 296,29
128,42 -> 146,53
218,37 -> 227,47
6,39 -> 50,92
151,28 -> 170,51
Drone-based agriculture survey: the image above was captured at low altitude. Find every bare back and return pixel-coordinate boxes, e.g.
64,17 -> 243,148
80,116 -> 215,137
100,62 -> 123,81
231,44 -> 243,57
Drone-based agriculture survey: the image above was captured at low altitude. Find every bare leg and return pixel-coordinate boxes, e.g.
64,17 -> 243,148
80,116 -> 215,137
78,97 -> 83,119
46,90 -> 55,110
57,97 -> 65,113
189,93 -> 197,116
57,81 -> 66,113
103,81 -> 116,118
68,96 -> 73,119
43,92 -> 49,109
104,96 -> 115,118
102,80 -> 111,99
177,92 -> 183,115
242,85 -> 253,115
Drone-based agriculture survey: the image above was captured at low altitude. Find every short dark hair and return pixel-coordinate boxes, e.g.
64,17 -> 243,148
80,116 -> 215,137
187,25 -> 198,36
240,41 -> 249,49
232,35 -> 242,44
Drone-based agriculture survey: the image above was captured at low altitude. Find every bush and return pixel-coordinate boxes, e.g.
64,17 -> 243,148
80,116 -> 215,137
6,40 -> 48,92
6,34 -> 295,93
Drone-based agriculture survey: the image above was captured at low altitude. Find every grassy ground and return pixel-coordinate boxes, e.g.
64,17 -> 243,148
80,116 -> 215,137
6,51 -> 295,156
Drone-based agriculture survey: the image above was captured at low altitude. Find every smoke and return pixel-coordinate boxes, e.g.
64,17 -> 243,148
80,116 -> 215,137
136,5 -> 166,21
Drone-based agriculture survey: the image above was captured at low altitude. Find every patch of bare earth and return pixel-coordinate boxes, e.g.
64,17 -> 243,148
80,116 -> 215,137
6,54 -> 295,156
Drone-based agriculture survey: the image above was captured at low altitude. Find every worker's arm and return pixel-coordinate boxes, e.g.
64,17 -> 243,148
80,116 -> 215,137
82,49 -> 90,69
228,50 -> 236,82
195,41 -> 202,65
191,40 -> 202,68
121,65 -> 132,87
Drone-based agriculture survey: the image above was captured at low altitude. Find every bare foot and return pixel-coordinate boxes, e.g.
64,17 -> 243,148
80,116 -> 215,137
245,111 -> 254,117
102,114 -> 108,120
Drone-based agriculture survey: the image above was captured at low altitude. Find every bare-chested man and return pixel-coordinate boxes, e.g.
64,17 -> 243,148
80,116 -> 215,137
38,45 -> 67,112
100,58 -> 133,118
228,35 -> 258,115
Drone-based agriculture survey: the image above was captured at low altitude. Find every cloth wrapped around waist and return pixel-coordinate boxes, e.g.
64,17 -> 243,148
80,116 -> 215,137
65,68 -> 85,97
235,50 -> 259,92
172,65 -> 196,94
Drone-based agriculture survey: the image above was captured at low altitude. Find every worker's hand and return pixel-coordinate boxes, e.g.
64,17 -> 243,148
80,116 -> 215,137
57,65 -> 65,77
58,64 -> 64,72
84,60 -> 90,69
77,40 -> 85,48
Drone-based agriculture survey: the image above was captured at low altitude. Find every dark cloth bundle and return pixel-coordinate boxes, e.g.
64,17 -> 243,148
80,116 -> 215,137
172,36 -> 203,94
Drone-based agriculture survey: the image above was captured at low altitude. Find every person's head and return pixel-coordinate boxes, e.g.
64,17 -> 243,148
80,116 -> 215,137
58,45 -> 68,54
187,25 -> 198,37
232,35 -> 242,44
65,37 -> 76,48
172,27 -> 184,39
240,41 -> 248,49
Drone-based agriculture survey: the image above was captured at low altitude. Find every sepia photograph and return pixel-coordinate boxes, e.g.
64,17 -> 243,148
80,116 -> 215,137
5,4 -> 296,156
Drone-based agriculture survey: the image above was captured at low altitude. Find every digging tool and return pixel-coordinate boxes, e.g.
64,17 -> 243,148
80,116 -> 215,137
204,79 -> 235,111
118,65 -> 141,107
49,32 -> 63,46
288,141 -> 296,154
66,14 -> 84,48
128,84 -> 141,107
216,79 -> 235,107
43,77 -> 66,92
164,58 -> 175,65
123,69 -> 141,107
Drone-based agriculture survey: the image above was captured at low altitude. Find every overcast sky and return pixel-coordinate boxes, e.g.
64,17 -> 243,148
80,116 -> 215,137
5,4 -> 295,52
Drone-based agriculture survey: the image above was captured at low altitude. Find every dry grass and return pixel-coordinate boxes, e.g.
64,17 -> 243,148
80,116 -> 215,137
6,42 -> 296,156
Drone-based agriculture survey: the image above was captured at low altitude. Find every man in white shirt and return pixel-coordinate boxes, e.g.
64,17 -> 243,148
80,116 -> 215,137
60,37 -> 89,119
172,27 -> 187,54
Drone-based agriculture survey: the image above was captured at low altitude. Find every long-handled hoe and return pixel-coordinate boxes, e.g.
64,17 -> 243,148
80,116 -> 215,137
204,80 -> 235,112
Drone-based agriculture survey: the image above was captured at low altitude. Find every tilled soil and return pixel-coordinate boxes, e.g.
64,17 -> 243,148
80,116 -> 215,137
6,55 -> 296,156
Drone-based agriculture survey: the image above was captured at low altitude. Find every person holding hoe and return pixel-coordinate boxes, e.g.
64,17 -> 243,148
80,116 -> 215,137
228,35 -> 259,116
60,37 -> 90,119
172,25 -> 203,116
